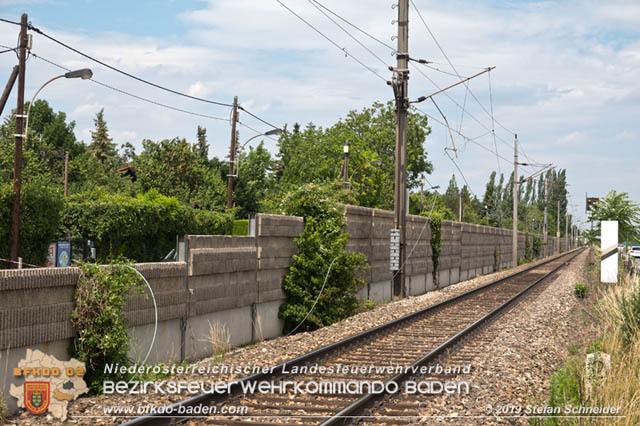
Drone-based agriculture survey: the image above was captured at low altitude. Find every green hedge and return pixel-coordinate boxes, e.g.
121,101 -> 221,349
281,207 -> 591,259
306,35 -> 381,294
0,179 -> 63,267
62,190 -> 232,262
232,219 -> 249,236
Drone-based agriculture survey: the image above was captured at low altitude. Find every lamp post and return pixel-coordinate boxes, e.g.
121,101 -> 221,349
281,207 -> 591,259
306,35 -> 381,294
9,68 -> 92,266
228,128 -> 283,206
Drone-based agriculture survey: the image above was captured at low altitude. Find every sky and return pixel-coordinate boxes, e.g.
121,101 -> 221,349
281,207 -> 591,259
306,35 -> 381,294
1,0 -> 639,229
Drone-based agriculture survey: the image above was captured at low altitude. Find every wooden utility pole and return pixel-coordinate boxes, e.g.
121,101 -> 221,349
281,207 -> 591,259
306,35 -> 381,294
342,140 -> 350,190
226,96 -> 238,210
0,66 -> 19,117
512,135 -> 518,268
392,0 -> 409,299
64,151 -> 69,196
10,14 -> 28,267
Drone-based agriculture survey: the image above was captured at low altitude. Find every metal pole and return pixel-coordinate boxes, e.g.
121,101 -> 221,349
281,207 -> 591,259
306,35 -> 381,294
543,177 -> 548,256
392,0 -> 409,299
459,194 -> 462,222
10,14 -> 28,267
565,213 -> 569,251
512,135 -> 518,267
420,176 -> 424,213
0,65 -> 19,117
64,151 -> 69,197
343,140 -> 350,190
226,96 -> 238,210
557,200 -> 561,253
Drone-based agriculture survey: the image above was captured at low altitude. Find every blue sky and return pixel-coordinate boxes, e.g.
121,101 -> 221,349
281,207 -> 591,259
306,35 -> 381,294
1,0 -> 639,228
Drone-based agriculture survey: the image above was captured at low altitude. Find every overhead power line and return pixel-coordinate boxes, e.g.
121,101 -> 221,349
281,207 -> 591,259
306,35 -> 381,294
31,52 -> 230,122
27,24 -> 233,108
25,22 -> 280,130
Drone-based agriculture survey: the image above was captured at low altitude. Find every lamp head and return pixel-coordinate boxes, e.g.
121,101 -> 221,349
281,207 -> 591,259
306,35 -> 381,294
265,128 -> 283,136
64,68 -> 93,80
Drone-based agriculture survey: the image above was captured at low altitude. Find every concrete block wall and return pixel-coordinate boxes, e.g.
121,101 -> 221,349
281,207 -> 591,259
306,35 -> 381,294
343,205 -> 433,302
0,262 -> 188,414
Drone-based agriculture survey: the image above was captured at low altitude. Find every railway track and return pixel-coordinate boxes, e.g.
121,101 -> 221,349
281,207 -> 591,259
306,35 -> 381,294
124,248 -> 585,426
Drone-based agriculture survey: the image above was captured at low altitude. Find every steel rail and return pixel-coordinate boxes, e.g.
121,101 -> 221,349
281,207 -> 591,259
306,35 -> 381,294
122,248 -> 583,426
320,247 -> 585,425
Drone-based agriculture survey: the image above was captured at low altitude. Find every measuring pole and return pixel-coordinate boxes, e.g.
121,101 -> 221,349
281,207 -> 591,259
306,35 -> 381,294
10,14 -> 28,267
512,135 -> 518,267
392,0 -> 409,298
226,96 -> 238,210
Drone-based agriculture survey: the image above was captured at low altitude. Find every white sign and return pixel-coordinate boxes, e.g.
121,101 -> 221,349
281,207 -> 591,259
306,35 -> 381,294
600,221 -> 618,283
390,229 -> 400,271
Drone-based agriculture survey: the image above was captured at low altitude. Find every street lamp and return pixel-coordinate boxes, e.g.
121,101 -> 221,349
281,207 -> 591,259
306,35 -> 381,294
24,69 -> 93,140
227,127 -> 283,209
10,68 -> 92,267
234,128 -> 283,177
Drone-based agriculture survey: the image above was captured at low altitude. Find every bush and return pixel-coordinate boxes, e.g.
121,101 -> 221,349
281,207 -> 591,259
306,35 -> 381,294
574,283 -> 589,299
545,360 -> 583,424
70,261 -> 143,393
232,219 -> 249,236
0,179 -> 64,267
62,189 -> 232,262
276,183 -> 366,334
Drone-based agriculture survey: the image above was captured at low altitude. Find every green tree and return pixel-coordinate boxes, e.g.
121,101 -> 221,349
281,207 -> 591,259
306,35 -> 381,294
275,101 -> 433,210
234,141 -> 274,218
276,183 -> 366,333
588,190 -> 640,243
90,108 -> 116,162
135,137 -> 226,210
194,125 -> 208,159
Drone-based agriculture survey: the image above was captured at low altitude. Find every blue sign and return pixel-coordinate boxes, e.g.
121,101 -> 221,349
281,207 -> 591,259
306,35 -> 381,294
56,241 -> 71,267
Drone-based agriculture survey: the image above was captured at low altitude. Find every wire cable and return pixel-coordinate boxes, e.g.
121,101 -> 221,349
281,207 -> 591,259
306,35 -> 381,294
445,148 -> 476,198
309,0 -> 396,51
27,23 -> 234,108
30,51 -> 231,122
274,0 -> 387,82
488,68 -> 501,173
307,0 -> 390,69
0,17 -> 21,26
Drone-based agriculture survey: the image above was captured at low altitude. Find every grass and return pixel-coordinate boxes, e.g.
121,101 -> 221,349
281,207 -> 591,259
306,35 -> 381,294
204,321 -> 231,364
574,283 -> 589,298
540,251 -> 640,425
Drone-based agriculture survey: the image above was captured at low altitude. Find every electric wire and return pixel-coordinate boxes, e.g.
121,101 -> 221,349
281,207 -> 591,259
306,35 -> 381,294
27,23 -> 233,108
0,17 -> 21,26
26,22 -> 281,130
307,0 -> 390,69
274,0 -> 387,82
30,52 -> 231,122
309,0 -> 396,51
488,68 -> 501,173
445,148 -> 477,198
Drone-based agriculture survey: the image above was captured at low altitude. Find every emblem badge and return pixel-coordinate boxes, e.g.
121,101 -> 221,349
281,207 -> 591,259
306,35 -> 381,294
24,381 -> 50,415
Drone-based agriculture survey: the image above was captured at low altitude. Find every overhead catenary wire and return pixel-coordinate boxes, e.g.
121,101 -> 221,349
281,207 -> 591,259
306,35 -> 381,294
488,68 -> 501,174
274,0 -> 387,82
307,0 -> 390,69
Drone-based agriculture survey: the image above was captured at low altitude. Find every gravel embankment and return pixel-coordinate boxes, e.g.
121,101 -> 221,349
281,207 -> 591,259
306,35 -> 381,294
10,253 -> 581,425
409,249 -> 593,425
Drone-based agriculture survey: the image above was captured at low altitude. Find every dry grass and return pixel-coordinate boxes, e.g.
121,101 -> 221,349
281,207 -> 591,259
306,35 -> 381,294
587,272 -> 640,425
203,321 -> 231,363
